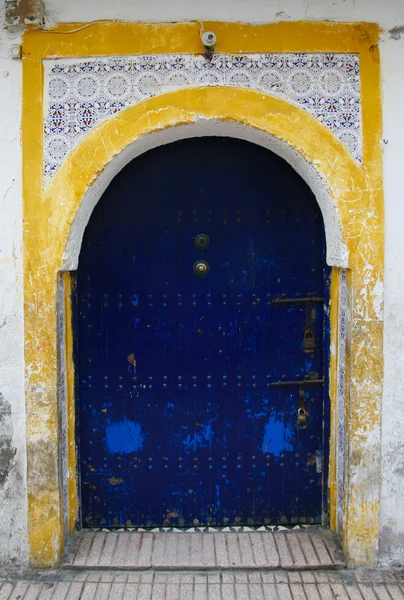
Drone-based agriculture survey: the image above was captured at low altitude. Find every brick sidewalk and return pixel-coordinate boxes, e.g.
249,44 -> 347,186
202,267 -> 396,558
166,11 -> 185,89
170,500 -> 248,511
1,569 -> 404,599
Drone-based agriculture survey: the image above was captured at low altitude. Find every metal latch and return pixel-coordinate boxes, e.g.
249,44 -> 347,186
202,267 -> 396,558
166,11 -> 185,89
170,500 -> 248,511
297,386 -> 310,428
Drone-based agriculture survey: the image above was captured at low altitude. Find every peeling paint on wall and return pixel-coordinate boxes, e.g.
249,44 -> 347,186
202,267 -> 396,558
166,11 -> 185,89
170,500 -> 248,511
0,394 -> 16,487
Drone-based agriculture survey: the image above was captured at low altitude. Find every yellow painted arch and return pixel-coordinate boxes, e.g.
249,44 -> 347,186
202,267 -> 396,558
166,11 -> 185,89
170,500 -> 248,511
24,85 -> 383,567
42,86 -> 368,272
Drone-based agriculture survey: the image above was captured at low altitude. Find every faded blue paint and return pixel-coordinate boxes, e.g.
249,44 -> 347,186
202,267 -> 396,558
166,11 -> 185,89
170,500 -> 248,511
105,419 -> 145,454
182,422 -> 214,453
262,417 -> 294,456
76,137 -> 329,529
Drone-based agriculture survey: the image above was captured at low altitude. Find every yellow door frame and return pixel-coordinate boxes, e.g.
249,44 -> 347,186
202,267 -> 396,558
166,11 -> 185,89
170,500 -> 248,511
22,21 -> 383,567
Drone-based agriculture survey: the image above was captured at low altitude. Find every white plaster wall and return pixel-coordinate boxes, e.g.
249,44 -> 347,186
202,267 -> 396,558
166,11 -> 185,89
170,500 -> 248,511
379,31 -> 404,567
44,0 -> 404,30
0,4 -> 28,565
1,0 -> 404,566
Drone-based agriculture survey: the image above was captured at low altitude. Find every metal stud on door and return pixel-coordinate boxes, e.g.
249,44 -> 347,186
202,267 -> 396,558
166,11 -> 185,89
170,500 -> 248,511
75,137 -> 329,528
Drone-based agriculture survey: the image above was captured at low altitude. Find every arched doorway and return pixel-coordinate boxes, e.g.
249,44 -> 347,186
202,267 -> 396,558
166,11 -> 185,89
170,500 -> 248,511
75,137 -> 330,529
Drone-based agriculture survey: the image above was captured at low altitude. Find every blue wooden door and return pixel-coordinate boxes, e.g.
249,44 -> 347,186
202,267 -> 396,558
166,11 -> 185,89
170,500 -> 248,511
75,137 -> 329,528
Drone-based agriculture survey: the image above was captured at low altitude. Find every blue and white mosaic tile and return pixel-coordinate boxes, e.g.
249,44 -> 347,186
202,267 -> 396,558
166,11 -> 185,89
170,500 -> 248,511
43,53 -> 361,185
94,524 -> 314,533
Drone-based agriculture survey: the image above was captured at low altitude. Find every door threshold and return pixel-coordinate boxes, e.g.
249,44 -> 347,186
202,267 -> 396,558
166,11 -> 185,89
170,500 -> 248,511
63,527 -> 345,571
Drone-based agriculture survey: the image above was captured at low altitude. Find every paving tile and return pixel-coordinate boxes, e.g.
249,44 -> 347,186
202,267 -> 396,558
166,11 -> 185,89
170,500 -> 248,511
150,584 -> 165,600
304,584 -> 322,600
286,534 -> 306,567
208,582 -> 221,600
261,574 -> 275,584
322,533 -> 345,567
86,533 -> 106,567
180,584 -> 193,600
177,535 -> 190,568
214,533 -> 228,568
164,535 -> 178,568
314,573 -> 330,584
23,582 -> 43,600
358,584 -> 378,600
65,582 -> 84,600
387,585 -> 404,600
316,583 -> 335,600
52,582 -> 73,600
137,535 -> 153,568
225,534 -> 241,568
288,573 -> 302,584
151,534 -> 165,567
235,582 -> 249,599
87,574 -> 100,583
275,584 -> 293,600
290,583 -> 307,600
262,585 -> 278,600
310,533 -> 334,566
100,574 -> 114,583
80,582 -> 98,600
301,573 -> 316,583
137,583 -> 152,600
275,535 -> 294,568
125,535 -> 143,567
0,583 -> 14,600
261,534 -> 280,568
250,534 -> 269,568
11,582 -> 30,599
275,572 -> 289,584
109,583 -> 125,600
222,584 -> 236,600
99,534 -> 118,566
344,584 -> 365,600
112,534 -> 131,567
238,533 -> 255,566
195,583 -> 208,600
73,535 -> 93,566
190,534 -> 203,568
373,585 -> 394,600
298,533 -> 320,566
249,582 -> 264,600
165,583 -> 180,599
122,584 -> 138,599
93,583 -> 111,600
331,583 -> 350,599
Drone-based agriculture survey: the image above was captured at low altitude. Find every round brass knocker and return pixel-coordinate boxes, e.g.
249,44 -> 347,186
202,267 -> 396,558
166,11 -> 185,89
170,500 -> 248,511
193,260 -> 210,277
194,233 -> 210,250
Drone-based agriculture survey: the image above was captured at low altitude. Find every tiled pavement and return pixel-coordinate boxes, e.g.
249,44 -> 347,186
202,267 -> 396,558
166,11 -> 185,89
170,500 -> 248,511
1,530 -> 402,599
1,569 -> 404,599
63,529 -> 345,570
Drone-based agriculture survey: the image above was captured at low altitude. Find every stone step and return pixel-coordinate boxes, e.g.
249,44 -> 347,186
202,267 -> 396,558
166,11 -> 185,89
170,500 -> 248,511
63,529 -> 346,571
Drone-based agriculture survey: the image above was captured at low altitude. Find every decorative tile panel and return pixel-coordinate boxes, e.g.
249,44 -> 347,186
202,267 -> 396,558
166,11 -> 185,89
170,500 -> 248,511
43,53 -> 361,185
